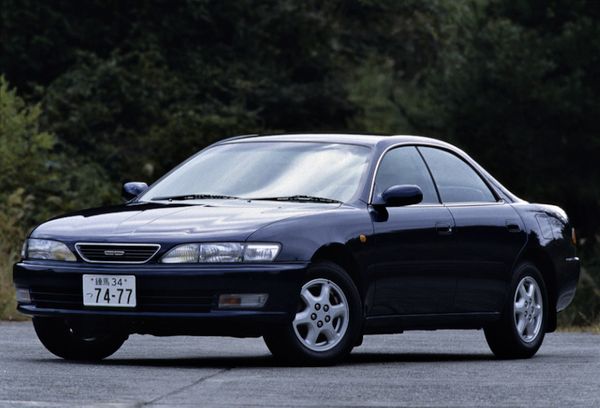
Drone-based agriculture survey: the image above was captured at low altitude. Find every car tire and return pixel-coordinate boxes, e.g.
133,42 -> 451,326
484,262 -> 548,359
33,317 -> 127,361
263,261 -> 362,365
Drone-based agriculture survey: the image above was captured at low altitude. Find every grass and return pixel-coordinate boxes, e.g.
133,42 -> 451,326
557,325 -> 600,334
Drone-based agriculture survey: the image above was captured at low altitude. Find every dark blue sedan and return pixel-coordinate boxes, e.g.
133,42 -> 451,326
13,134 -> 580,364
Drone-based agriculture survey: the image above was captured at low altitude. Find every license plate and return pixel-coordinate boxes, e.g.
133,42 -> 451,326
83,274 -> 136,308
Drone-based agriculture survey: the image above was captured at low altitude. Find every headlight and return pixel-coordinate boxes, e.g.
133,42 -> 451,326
160,243 -> 280,263
23,239 -> 77,261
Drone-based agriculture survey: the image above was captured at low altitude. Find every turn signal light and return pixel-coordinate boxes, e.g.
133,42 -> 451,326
218,293 -> 268,309
571,228 -> 577,246
16,288 -> 31,303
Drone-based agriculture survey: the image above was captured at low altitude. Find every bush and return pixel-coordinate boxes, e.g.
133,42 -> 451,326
0,76 -> 114,319
0,190 -> 32,320
0,77 -> 55,319
558,247 -> 600,328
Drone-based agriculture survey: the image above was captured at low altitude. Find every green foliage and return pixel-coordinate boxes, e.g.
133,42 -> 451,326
0,77 -> 54,193
0,76 -> 113,319
559,246 -> 600,327
0,77 -> 52,319
0,189 -> 32,320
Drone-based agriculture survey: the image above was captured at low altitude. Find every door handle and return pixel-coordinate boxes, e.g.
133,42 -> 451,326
506,220 -> 522,233
436,222 -> 453,235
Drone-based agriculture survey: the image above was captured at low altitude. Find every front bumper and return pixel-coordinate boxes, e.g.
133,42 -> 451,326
13,260 -> 308,336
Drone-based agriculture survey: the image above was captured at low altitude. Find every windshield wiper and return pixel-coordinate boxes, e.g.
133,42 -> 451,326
249,195 -> 342,204
151,194 -> 240,201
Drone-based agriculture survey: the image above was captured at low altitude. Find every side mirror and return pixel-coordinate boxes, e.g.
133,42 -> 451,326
373,184 -> 423,207
122,182 -> 148,201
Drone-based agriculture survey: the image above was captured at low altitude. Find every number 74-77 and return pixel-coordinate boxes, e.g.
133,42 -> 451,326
94,288 -> 133,303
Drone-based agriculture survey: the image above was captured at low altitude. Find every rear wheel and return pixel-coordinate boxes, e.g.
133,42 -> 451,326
484,263 -> 547,359
264,262 -> 362,365
33,317 -> 127,361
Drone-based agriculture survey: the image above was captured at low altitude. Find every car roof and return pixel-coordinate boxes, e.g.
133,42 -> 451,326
216,133 -> 522,203
218,133 -> 455,149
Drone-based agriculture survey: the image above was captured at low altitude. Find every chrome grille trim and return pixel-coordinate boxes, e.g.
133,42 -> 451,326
75,243 -> 161,264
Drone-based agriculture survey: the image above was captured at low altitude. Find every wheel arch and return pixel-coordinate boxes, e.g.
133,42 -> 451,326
311,243 -> 362,294
516,246 -> 558,332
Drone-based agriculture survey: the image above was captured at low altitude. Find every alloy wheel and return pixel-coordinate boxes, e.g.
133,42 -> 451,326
293,278 -> 350,352
513,276 -> 543,343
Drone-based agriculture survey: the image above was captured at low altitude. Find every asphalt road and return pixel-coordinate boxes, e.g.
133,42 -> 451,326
0,322 -> 598,407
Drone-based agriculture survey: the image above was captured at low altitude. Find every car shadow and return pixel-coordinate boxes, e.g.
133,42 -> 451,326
348,352 -> 494,364
36,351 -> 495,369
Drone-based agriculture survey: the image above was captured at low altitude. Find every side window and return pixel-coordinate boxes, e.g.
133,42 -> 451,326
374,146 -> 439,204
418,147 -> 496,203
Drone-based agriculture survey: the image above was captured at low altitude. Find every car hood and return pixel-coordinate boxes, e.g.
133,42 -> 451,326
31,201 -> 341,242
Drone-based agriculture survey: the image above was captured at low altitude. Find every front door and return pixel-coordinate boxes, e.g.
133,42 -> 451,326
369,146 -> 457,316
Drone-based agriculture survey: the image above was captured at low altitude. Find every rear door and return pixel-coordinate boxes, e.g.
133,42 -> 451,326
369,146 -> 456,316
418,146 -> 527,313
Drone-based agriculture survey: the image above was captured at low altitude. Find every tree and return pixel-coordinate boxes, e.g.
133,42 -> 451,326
413,0 -> 600,325
0,76 -> 113,318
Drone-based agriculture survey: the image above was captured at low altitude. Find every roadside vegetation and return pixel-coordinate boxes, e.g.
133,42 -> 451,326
1,1 -> 599,326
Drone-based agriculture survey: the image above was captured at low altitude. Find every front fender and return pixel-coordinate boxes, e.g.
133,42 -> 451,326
246,205 -> 373,263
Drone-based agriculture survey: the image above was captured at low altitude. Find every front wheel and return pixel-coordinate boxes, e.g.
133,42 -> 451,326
264,262 -> 362,365
484,263 -> 548,359
33,317 -> 127,361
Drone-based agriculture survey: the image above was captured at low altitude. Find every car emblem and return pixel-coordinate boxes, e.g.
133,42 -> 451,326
104,250 -> 126,256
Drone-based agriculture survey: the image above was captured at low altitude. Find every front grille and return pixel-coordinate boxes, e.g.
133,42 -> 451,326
75,243 -> 161,264
30,287 -> 215,312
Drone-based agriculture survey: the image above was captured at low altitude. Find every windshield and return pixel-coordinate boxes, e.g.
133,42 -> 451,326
139,141 -> 371,203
